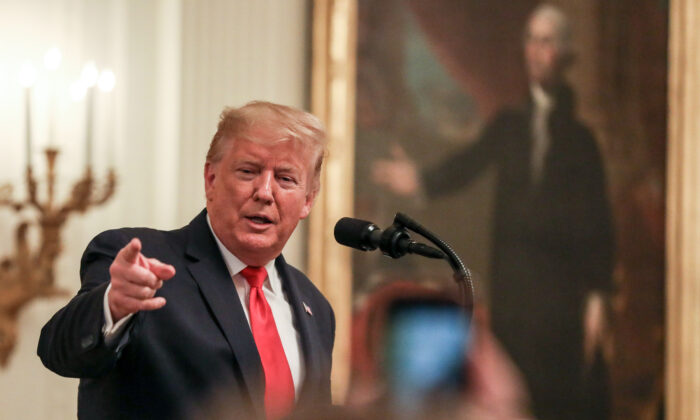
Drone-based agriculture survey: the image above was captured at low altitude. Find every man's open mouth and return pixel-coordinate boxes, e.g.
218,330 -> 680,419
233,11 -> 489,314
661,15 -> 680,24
247,216 -> 273,225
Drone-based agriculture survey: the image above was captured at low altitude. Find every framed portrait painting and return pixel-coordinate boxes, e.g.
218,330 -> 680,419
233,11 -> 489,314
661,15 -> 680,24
309,0 -> 700,418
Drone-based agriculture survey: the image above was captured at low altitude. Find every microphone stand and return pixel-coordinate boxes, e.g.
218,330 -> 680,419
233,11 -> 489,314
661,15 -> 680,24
390,212 -> 474,315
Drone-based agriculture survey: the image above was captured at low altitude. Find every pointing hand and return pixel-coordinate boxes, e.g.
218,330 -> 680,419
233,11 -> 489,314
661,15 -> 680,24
107,238 -> 176,322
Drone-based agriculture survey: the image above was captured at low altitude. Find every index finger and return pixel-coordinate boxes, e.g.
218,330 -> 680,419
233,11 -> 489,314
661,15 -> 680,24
117,238 -> 142,265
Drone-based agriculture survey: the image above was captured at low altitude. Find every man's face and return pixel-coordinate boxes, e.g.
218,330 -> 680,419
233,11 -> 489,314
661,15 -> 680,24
204,130 -> 317,266
524,14 -> 564,88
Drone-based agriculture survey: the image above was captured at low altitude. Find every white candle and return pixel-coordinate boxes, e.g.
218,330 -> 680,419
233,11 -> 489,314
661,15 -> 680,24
81,62 -> 99,168
44,48 -> 62,147
19,63 -> 37,168
98,69 -> 116,167
85,86 -> 95,168
25,87 -> 32,168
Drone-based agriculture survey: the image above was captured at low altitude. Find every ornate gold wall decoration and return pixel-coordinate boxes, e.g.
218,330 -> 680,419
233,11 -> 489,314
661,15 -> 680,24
0,149 -> 115,366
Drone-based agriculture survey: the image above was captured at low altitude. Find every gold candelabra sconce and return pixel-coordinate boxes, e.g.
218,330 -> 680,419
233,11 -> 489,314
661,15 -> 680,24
0,149 -> 116,366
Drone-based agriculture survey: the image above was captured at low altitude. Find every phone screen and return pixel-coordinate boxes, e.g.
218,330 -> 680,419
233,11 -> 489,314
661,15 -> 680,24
383,300 -> 471,413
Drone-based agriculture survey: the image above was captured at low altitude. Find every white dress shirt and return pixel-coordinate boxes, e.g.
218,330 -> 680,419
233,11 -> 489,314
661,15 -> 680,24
207,216 -> 305,395
530,83 -> 554,184
102,216 -> 305,396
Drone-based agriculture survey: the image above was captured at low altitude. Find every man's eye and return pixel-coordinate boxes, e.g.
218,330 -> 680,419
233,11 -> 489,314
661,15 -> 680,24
279,176 -> 296,184
237,168 -> 256,177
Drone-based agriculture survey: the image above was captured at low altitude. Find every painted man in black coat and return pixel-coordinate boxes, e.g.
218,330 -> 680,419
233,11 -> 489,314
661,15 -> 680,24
374,5 -> 613,419
38,101 -> 334,420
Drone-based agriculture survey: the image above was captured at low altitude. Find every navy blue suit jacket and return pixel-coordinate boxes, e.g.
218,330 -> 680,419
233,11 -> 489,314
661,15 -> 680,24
38,210 -> 335,419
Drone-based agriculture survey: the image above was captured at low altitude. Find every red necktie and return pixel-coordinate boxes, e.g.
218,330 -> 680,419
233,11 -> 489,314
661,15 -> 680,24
240,266 -> 295,419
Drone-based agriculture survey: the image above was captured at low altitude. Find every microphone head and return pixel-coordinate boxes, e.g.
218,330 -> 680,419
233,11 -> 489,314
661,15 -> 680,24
334,217 -> 379,251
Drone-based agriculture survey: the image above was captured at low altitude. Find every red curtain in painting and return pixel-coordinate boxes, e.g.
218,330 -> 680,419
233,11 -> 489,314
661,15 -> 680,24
406,0 -> 537,119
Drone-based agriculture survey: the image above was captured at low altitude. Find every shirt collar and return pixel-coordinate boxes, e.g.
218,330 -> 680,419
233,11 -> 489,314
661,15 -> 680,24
530,83 -> 554,112
206,214 -> 280,294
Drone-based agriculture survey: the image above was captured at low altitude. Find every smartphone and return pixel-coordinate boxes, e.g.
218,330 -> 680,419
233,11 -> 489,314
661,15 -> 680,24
382,299 -> 471,415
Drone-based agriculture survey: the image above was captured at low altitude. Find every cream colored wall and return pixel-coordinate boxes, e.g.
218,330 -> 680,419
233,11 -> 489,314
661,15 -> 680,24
0,0 -> 309,418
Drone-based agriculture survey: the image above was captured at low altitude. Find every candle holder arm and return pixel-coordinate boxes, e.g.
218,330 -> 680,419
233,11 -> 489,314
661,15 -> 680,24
90,169 -> 117,206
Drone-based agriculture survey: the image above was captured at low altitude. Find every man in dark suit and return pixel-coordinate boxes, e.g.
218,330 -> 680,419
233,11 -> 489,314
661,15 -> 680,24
38,101 -> 334,420
373,5 -> 613,419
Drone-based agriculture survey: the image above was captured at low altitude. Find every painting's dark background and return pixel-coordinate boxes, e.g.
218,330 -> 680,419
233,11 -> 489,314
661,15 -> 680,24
352,1 -> 667,418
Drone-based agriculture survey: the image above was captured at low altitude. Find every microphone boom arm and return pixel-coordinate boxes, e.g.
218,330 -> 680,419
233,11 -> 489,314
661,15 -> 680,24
392,212 -> 474,312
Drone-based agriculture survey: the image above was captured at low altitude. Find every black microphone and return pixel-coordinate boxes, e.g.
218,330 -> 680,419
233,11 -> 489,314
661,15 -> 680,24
334,217 -> 445,259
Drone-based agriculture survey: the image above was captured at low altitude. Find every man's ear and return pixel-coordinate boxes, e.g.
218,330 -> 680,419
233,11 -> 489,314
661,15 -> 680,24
204,162 -> 216,200
299,188 -> 318,220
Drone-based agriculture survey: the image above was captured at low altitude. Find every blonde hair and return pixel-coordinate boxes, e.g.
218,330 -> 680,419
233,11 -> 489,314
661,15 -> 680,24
206,101 -> 327,194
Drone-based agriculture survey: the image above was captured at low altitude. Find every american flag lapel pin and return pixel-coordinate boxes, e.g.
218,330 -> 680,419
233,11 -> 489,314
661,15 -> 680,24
303,302 -> 313,316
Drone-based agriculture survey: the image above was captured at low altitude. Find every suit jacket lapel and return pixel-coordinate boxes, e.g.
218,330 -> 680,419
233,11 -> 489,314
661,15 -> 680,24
183,211 -> 265,417
275,256 -> 326,404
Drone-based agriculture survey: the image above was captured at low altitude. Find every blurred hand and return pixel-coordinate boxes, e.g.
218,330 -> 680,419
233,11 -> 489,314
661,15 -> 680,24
108,238 -> 176,322
466,310 -> 532,419
371,143 -> 420,196
583,292 -> 607,366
